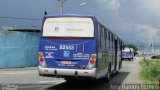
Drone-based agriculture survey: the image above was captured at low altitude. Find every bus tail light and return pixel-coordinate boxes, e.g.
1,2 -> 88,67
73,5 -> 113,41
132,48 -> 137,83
87,54 -> 96,70
38,52 -> 47,68
90,59 -> 95,64
40,58 -> 44,63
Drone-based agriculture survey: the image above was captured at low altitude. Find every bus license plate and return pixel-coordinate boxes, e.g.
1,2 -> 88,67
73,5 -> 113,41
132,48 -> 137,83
61,61 -> 72,64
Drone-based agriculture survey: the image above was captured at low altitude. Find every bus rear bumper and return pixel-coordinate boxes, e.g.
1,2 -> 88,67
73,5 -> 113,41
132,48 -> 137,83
38,66 -> 97,78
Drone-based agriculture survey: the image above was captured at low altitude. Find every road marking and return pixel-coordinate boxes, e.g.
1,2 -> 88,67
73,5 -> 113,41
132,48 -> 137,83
123,64 -> 135,67
55,80 -> 66,84
38,80 -> 65,84
18,85 -> 48,88
37,80 -> 65,90
1,71 -> 37,75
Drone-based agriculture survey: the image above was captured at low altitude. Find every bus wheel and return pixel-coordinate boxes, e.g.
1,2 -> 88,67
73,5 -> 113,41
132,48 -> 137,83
114,64 -> 119,75
119,60 -> 122,69
106,66 -> 111,82
114,69 -> 119,75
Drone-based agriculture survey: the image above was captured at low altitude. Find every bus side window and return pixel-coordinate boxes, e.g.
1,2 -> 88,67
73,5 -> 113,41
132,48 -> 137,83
105,29 -> 109,51
98,24 -> 101,49
111,34 -> 114,50
113,35 -> 115,50
118,39 -> 121,51
117,39 -> 120,51
101,27 -> 105,50
110,33 -> 112,50
108,32 -> 110,50
105,30 -> 107,50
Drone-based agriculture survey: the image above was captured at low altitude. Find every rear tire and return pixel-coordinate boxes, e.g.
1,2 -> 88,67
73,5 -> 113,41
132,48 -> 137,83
114,70 -> 119,75
106,66 -> 111,82
114,61 -> 119,75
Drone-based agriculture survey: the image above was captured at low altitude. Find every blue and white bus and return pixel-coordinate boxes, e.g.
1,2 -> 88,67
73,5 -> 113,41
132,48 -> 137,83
122,48 -> 134,60
38,15 -> 124,81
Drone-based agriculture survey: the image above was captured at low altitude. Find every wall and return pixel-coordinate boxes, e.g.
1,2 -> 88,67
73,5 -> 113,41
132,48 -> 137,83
0,29 -> 40,68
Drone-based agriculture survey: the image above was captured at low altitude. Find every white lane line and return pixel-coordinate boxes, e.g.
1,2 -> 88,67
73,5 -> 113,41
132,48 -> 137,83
37,80 -> 65,90
1,72 -> 37,75
55,80 -> 66,84
38,80 -> 65,84
18,85 -> 48,88
38,81 -> 58,83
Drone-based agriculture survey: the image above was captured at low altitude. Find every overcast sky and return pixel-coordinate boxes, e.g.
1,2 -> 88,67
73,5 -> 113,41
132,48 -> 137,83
0,0 -> 160,46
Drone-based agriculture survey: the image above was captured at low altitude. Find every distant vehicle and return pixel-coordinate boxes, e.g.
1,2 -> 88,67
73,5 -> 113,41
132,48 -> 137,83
122,48 -> 134,60
151,55 -> 160,59
38,14 -> 124,81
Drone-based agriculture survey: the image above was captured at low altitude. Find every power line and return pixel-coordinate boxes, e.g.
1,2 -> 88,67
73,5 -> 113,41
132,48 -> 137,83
0,16 -> 42,21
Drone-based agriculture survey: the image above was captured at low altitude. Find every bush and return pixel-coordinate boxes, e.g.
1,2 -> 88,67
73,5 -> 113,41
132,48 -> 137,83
140,59 -> 160,83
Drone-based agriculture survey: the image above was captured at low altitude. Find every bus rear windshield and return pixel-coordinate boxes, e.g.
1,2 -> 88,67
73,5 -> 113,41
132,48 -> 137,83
42,17 -> 94,38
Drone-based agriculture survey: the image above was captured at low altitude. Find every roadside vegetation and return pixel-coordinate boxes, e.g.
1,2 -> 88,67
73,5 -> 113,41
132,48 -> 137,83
140,58 -> 160,88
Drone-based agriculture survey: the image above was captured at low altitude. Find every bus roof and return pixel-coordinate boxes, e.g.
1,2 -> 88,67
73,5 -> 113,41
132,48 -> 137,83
43,14 -> 96,19
43,14 -> 124,43
122,48 -> 133,52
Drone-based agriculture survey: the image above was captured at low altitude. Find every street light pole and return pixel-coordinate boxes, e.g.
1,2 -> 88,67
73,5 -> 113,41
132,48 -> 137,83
57,0 -> 67,15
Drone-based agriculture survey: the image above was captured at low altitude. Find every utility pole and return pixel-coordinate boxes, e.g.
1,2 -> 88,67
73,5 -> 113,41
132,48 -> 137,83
151,39 -> 154,55
150,27 -> 154,55
57,0 -> 67,15
137,40 -> 140,56
137,40 -> 139,51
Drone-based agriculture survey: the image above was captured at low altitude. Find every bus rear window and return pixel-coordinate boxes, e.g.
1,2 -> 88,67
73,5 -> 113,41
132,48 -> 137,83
42,17 -> 94,38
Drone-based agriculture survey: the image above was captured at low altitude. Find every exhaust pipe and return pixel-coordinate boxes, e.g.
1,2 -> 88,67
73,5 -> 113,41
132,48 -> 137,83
75,71 -> 78,76
54,70 -> 57,76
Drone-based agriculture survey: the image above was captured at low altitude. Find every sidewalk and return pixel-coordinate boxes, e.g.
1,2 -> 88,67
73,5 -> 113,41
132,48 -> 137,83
122,57 -> 144,84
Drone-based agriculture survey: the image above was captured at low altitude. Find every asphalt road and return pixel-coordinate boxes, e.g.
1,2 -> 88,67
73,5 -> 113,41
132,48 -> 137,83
0,57 -> 144,90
